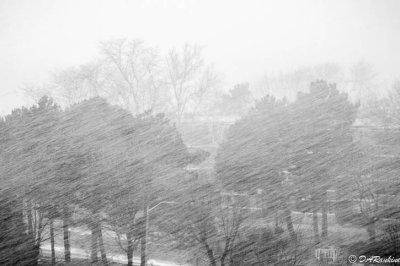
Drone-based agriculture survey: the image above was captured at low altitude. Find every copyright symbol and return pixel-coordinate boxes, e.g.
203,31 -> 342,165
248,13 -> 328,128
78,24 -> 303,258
348,255 -> 357,263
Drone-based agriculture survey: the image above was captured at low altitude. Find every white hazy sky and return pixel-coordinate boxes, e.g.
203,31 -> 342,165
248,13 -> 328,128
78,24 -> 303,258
0,0 -> 400,115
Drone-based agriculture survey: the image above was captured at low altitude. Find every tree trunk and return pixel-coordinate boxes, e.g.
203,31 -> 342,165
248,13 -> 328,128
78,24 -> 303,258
97,223 -> 108,266
221,243 -> 229,266
27,200 -> 34,237
37,210 -> 43,245
33,206 -> 38,240
140,236 -> 146,266
205,244 -> 217,266
313,208 -> 320,244
321,191 -> 328,239
127,231 -> 134,266
62,208 -> 71,262
140,206 -> 148,266
50,219 -> 56,265
90,222 -> 98,264
221,253 -> 227,266
284,207 -> 296,241
367,218 -> 376,243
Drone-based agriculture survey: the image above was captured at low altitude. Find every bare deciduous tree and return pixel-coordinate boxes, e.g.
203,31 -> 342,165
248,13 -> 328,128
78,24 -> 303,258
167,184 -> 244,266
355,178 -> 380,243
254,63 -> 343,101
100,39 -> 165,114
24,40 -> 220,119
21,83 -> 54,104
349,60 -> 378,101
166,44 -> 219,120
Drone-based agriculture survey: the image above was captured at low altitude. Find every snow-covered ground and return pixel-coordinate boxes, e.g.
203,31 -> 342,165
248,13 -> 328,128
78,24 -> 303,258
40,244 -> 191,266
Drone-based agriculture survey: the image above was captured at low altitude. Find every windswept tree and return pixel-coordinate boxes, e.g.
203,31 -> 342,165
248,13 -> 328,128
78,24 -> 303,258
162,181 -> 245,266
289,80 -> 359,242
0,116 -> 39,265
215,95 -> 298,241
0,190 -> 39,265
46,116 -> 94,263
64,97 -> 201,266
59,98 -> 133,265
230,227 -> 308,266
217,82 -> 253,117
0,96 -> 61,265
25,97 -> 62,264
351,128 -> 400,243
11,97 -> 107,264
216,80 -> 359,245
1,95 -> 204,265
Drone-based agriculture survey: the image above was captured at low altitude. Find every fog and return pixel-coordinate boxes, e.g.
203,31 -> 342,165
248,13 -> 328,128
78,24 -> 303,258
2,1 -> 400,266
1,0 -> 400,114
